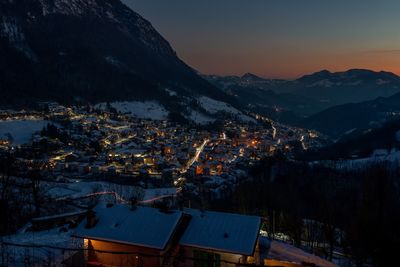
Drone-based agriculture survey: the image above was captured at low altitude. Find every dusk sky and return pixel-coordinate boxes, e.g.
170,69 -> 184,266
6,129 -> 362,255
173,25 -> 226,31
124,0 -> 400,79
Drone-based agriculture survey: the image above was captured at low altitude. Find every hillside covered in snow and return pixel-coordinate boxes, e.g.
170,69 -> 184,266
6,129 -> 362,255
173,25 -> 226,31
0,0 -> 239,123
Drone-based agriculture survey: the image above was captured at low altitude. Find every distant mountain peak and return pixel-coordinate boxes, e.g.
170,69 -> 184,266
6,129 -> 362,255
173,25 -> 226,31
241,73 -> 265,81
315,69 -> 332,75
298,69 -> 331,80
298,68 -> 400,86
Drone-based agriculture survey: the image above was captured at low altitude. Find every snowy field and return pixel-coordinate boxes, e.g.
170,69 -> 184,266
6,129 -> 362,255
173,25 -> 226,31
95,101 -> 169,120
267,240 -> 338,267
198,96 -> 256,123
46,180 -> 177,204
46,181 -> 142,201
311,149 -> 400,171
342,149 -> 400,167
3,228 -> 77,266
95,98 -> 256,124
0,119 -> 48,144
143,187 -> 177,201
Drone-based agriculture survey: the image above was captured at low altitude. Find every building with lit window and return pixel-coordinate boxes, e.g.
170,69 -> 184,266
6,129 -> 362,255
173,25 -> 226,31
69,204 -> 262,267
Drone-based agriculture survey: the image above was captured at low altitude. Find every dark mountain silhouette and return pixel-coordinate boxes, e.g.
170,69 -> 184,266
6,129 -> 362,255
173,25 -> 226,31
300,92 -> 400,137
298,119 -> 400,160
205,69 -> 400,124
0,0 -> 230,109
295,69 -> 400,106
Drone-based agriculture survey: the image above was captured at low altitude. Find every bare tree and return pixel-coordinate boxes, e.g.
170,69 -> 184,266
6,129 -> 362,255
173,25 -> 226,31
0,152 -> 16,234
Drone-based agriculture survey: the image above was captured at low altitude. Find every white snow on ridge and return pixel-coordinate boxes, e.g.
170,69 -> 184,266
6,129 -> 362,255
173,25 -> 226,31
1,18 -> 23,43
198,96 -> 256,123
376,79 -> 390,85
309,79 -> 335,88
165,88 -> 177,96
40,0 -> 100,16
344,128 -> 357,135
96,101 -> 169,120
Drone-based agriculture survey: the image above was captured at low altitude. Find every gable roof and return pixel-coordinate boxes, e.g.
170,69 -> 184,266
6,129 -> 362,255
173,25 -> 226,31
73,204 -> 261,255
179,209 -> 261,255
74,204 -> 183,250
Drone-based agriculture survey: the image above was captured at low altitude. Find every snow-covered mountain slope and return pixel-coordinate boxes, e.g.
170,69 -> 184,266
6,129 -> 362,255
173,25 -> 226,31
0,0 -> 234,117
197,96 -> 256,123
95,101 -> 169,120
95,99 -> 256,125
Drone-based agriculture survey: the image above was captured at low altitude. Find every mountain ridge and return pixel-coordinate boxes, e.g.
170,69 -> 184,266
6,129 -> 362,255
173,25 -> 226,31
204,69 -> 400,123
300,91 -> 400,137
0,0 -> 233,114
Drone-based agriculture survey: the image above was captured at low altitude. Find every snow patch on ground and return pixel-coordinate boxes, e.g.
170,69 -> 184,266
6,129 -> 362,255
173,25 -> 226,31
104,56 -> 123,67
268,240 -> 338,267
361,149 -> 400,163
46,180 -> 145,202
3,228 -> 76,266
165,88 -> 177,96
0,119 -> 48,145
46,180 -> 176,203
343,128 -> 357,135
198,97 -> 256,123
322,149 -> 400,170
143,187 -> 177,201
46,181 -> 103,200
95,101 -> 169,120
198,96 -> 240,115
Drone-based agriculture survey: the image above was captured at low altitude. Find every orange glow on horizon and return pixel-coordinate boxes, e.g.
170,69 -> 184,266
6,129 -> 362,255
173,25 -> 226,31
182,50 -> 400,80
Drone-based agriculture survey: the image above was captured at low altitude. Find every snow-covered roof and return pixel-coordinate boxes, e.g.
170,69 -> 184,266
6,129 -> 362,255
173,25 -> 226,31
74,204 -> 183,250
74,204 -> 261,255
180,209 -> 261,255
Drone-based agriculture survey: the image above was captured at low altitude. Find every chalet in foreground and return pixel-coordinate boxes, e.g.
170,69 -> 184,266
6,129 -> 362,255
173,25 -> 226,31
69,203 -> 262,267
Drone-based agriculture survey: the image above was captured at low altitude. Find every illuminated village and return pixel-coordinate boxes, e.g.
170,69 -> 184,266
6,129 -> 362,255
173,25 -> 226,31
0,102 -> 324,200
0,103 -> 330,267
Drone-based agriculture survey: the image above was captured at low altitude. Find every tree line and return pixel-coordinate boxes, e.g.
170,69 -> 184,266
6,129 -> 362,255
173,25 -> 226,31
212,154 -> 400,266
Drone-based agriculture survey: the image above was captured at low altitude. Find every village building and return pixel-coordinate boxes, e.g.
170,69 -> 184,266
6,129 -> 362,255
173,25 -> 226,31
70,203 -> 262,267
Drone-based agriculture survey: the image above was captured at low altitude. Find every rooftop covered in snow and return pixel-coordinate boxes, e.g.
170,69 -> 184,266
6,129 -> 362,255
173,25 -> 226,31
180,209 -> 261,255
73,204 -> 262,256
73,204 -> 183,250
